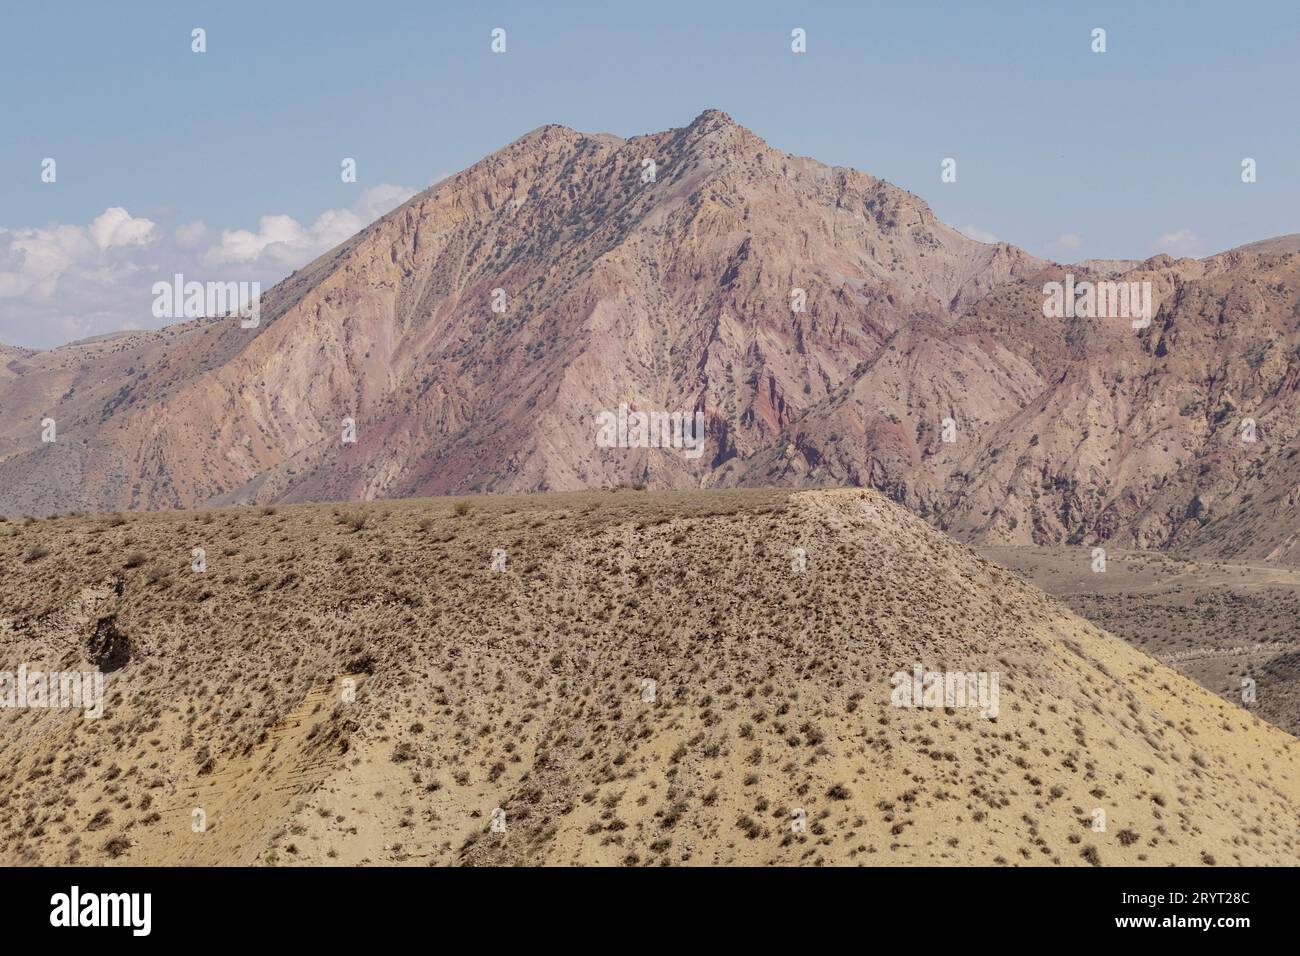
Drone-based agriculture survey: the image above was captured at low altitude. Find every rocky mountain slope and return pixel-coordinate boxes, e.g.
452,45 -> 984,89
3,488 -> 1298,866
1,110 -> 1298,559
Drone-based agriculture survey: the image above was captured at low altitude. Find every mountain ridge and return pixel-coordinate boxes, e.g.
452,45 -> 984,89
2,110 -> 1298,561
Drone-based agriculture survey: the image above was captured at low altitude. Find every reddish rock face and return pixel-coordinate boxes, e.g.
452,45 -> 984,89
1,110 -> 1298,560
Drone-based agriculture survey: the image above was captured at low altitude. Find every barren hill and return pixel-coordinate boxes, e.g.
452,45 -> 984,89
2,110 -> 1299,560
2,488 -> 1298,865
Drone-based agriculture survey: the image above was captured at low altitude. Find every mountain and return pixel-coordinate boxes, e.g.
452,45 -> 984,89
2,109 -> 1299,560
740,248 -> 1300,559
3,488 -> 1298,865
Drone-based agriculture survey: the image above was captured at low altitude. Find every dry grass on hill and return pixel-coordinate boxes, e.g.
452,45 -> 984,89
2,488 -> 1298,866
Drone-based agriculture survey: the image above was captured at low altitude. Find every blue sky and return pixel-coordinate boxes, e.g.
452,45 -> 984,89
1,0 -> 1296,347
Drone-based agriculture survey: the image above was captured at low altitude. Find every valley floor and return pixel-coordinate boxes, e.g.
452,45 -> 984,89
978,545 -> 1300,738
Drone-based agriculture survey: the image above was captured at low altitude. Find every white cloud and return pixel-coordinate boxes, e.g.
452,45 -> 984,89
1155,228 -> 1202,258
0,185 -> 417,349
208,214 -> 311,266
174,220 -> 209,250
1054,233 -> 1082,252
958,224 -> 998,244
88,207 -> 155,250
205,186 -> 418,271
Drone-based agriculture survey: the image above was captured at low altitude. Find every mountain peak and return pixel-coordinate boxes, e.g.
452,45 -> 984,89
671,107 -> 767,159
683,108 -> 754,143
5,112 -> 1300,571
689,107 -> 737,127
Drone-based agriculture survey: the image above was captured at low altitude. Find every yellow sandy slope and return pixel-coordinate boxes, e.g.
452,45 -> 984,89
1,488 -> 1297,865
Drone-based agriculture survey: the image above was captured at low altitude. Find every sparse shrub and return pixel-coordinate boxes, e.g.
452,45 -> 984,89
123,552 -> 146,569
339,512 -> 367,532
453,501 -> 471,517
86,808 -> 112,831
23,544 -> 49,562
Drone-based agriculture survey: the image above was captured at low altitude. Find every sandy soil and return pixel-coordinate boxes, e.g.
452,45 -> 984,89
2,488 -> 1298,866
